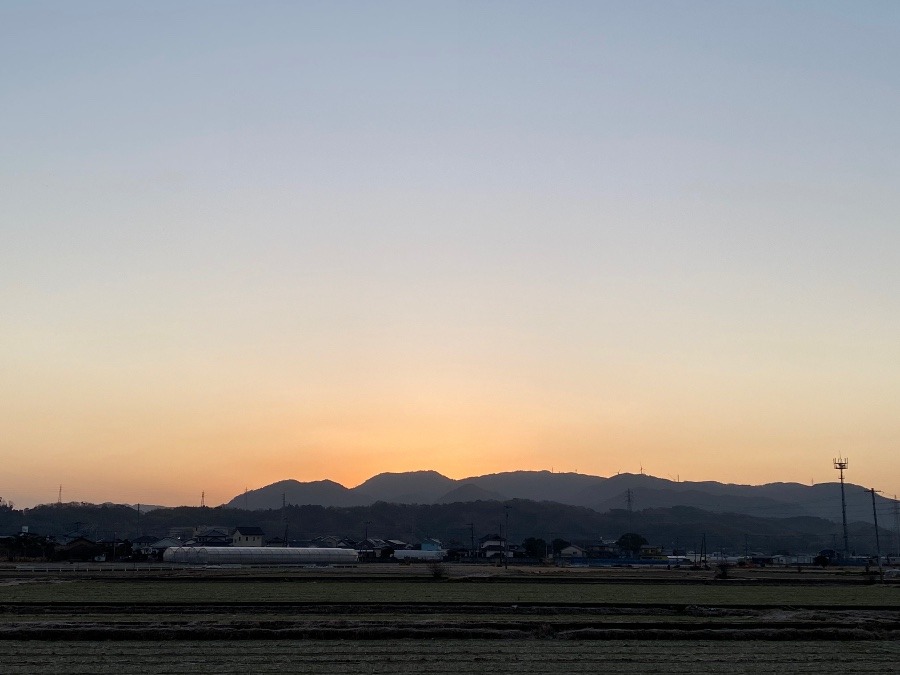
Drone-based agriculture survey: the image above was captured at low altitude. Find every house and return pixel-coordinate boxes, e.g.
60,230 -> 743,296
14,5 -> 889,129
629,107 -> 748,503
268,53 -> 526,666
130,535 -> 158,558
53,536 -> 103,562
479,533 -> 510,559
358,538 -> 395,559
193,527 -> 232,547
310,535 -> 354,549
167,526 -> 194,540
558,544 -> 587,558
639,544 -> 666,560
131,535 -> 157,550
588,539 -> 621,558
387,539 -> 411,551
444,544 -> 472,562
96,536 -> 130,560
231,527 -> 265,547
148,537 -> 182,558
421,538 -> 442,552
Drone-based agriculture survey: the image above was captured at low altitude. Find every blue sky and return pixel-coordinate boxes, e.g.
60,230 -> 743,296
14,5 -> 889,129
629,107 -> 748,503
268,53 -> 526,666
2,1 -> 898,507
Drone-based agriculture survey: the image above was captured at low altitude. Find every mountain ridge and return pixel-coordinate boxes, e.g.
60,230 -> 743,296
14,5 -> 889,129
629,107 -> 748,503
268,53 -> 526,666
224,469 -> 891,525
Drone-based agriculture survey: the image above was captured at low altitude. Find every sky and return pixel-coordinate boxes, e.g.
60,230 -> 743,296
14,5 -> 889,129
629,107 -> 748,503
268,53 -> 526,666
2,1 -> 899,509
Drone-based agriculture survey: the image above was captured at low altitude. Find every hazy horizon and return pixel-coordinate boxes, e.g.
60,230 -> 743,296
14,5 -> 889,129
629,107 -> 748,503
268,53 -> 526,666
11,466 -> 877,511
3,2 -> 899,510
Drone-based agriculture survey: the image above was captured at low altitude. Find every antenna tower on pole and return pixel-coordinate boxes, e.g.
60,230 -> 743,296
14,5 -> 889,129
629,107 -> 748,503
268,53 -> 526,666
833,456 -> 850,558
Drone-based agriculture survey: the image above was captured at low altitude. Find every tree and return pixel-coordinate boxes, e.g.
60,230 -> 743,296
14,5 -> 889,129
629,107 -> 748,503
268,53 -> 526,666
616,532 -> 647,556
551,538 -> 571,555
522,537 -> 547,558
426,560 -> 448,579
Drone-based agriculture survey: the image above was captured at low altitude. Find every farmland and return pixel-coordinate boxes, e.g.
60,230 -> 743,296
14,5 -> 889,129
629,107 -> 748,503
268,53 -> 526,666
2,561 -> 897,605
1,640 -> 899,675
0,563 -> 897,673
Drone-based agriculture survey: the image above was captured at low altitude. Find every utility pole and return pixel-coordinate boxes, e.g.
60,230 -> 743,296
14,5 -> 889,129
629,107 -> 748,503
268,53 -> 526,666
871,488 -> 883,583
625,488 -> 634,532
282,493 -> 288,547
200,491 -> 205,508
504,505 -> 510,570
699,533 -> 707,568
363,521 -> 371,561
467,523 -> 475,562
893,495 -> 900,559
833,457 -> 849,558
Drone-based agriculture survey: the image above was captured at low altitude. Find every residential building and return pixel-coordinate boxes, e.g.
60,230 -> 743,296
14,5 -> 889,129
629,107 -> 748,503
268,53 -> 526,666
479,533 -> 510,559
231,526 -> 265,547
558,544 -> 587,558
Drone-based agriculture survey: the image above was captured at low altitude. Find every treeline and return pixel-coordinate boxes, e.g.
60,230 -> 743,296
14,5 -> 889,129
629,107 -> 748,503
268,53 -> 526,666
0,499 -> 891,556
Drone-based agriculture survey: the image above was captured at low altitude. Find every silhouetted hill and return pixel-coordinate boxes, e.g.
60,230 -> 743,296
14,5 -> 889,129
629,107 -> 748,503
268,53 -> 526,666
125,504 -> 169,513
587,477 -> 883,525
223,479 -> 371,509
592,487 -> 809,518
224,470 -> 893,525
352,471 -> 456,504
436,483 -> 507,504
462,471 -> 600,503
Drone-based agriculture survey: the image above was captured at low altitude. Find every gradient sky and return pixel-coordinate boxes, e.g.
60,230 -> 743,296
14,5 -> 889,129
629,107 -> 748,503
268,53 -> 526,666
3,1 -> 899,508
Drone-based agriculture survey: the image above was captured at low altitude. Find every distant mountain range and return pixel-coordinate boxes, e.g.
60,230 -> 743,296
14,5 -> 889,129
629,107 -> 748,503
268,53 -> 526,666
224,470 -> 893,525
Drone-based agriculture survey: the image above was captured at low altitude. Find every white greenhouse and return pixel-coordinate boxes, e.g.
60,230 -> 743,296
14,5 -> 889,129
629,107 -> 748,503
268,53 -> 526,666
162,546 -> 358,565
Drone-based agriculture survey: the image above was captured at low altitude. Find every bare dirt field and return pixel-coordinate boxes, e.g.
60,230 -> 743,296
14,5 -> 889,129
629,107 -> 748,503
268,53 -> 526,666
0,563 -> 897,673
1,640 -> 899,675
